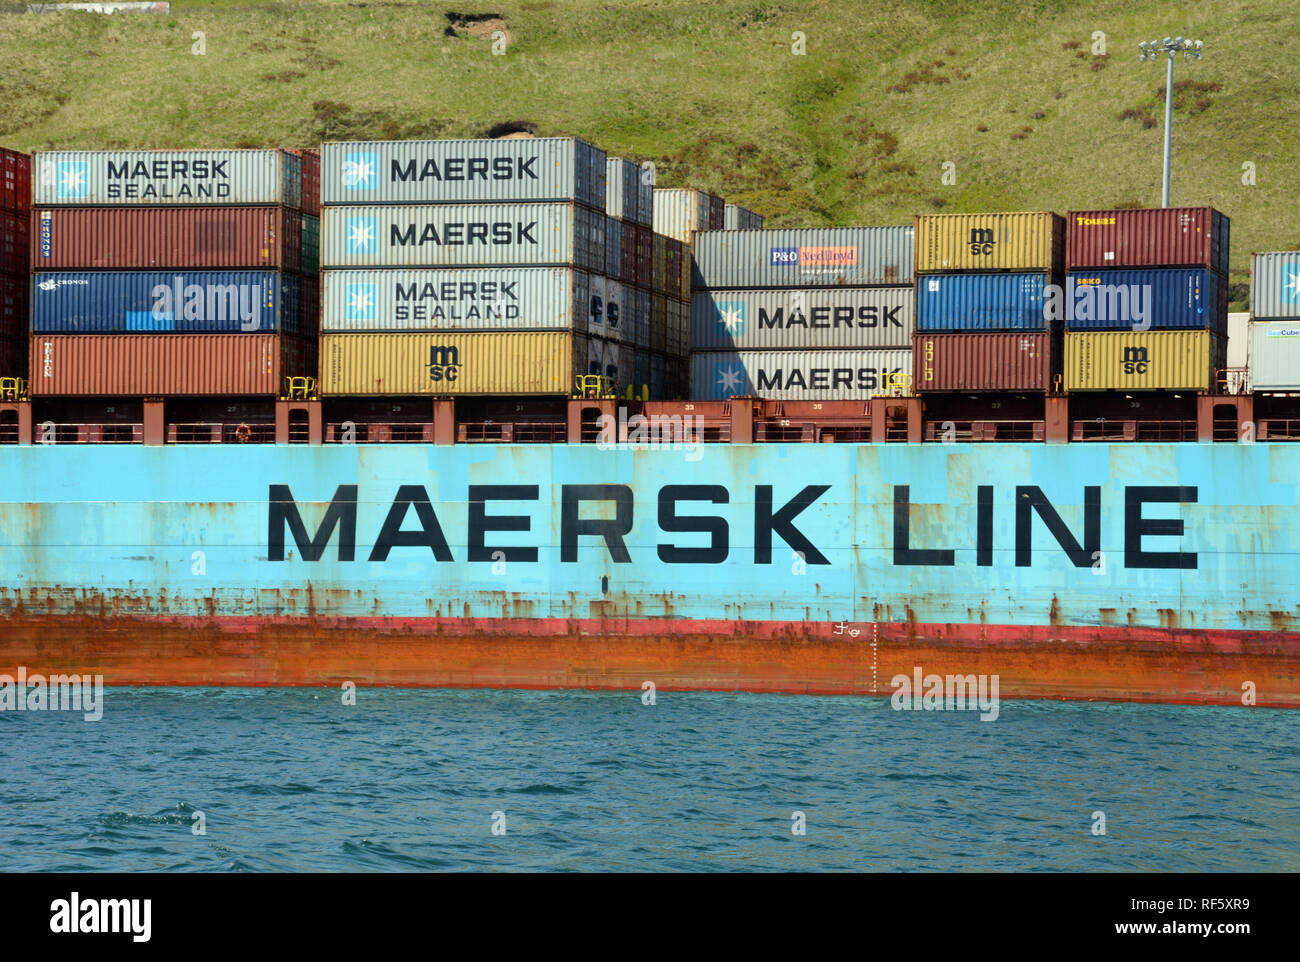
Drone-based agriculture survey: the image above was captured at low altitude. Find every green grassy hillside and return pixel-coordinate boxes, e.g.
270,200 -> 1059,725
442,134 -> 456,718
0,0 -> 1290,303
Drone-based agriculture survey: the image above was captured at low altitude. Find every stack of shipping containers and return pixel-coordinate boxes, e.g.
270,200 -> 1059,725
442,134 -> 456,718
912,212 -> 1064,394
1246,252 -> 1299,393
723,203 -> 764,231
601,157 -> 652,397
319,138 -> 607,397
654,188 -> 727,397
1064,207 -> 1229,392
689,227 -> 914,399
28,149 -> 315,421
0,147 -> 30,383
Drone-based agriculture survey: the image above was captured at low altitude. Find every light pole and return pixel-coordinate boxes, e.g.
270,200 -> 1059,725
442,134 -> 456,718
1139,36 -> 1203,207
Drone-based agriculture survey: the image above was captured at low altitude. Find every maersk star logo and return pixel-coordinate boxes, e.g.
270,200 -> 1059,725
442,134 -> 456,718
1282,270 -> 1300,304
716,366 -> 744,395
345,216 -> 379,255
56,161 -> 89,199
343,151 -> 379,190
344,283 -> 378,322
715,301 -> 747,336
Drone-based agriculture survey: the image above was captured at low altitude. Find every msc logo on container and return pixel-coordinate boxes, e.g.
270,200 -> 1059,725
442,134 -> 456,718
969,227 -> 995,257
54,161 -> 89,199
345,283 -> 378,322
426,345 -> 461,383
1121,346 -> 1150,374
769,247 -> 799,266
343,152 -> 379,190
715,301 -> 746,335
345,216 -> 379,254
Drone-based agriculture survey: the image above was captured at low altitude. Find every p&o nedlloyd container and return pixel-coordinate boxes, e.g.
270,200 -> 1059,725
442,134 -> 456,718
322,268 -> 592,333
34,149 -> 304,209
320,203 -> 604,271
693,227 -> 914,289
691,286 -> 914,351
321,138 -> 606,208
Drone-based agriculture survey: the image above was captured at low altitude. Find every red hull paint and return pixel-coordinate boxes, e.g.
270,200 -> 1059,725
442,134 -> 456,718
2,615 -> 1296,707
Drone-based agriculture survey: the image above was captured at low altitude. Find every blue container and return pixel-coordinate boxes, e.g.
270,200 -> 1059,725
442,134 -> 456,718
916,272 -> 1051,332
31,271 -> 302,334
1062,268 -> 1226,332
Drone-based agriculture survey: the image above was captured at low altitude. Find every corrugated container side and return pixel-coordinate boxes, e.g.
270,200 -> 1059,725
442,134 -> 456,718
322,267 -> 588,333
680,246 -> 692,300
669,355 -> 689,397
604,215 -> 621,278
1248,321 -> 1300,391
652,233 -> 667,293
33,207 -> 303,272
723,204 -> 764,230
619,220 -> 636,285
1062,268 -> 1226,332
0,273 -> 26,339
693,227 -> 914,288
29,333 -> 300,396
692,286 -> 914,351
31,271 -> 302,334
1064,330 -> 1222,391
691,349 -> 912,400
320,203 -> 599,270
634,350 -> 651,399
634,224 -> 652,289
650,352 -> 667,398
1250,252 -> 1300,320
652,189 -> 711,244
0,334 -> 25,378
916,272 -> 1051,332
1,210 -> 29,275
320,138 -> 602,207
631,288 -> 650,348
290,147 -> 321,216
301,214 -> 320,275
708,194 -> 725,231
33,150 -> 301,208
300,275 -> 320,339
635,165 -> 653,227
319,331 -> 585,395
591,276 -> 627,342
913,332 -> 1055,392
665,238 -> 682,298
1,147 -> 32,214
605,158 -> 638,221
1066,207 -> 1228,273
650,293 -> 667,353
914,212 -> 1065,273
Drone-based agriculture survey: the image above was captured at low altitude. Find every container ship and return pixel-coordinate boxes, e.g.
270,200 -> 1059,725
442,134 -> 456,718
1,141 -> 1297,708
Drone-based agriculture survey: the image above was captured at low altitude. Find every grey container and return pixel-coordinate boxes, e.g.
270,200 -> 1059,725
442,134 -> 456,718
588,275 -> 628,341
34,149 -> 302,208
321,203 -> 603,271
1248,320 -> 1300,391
630,287 -> 651,348
322,267 -> 591,333
693,227 -> 914,289
653,188 -> 717,244
691,349 -> 913,400
606,157 -> 638,221
692,286 -> 913,351
724,204 -> 764,231
321,138 -> 606,208
604,214 -> 622,278
1250,252 -> 1300,320
635,164 -> 654,227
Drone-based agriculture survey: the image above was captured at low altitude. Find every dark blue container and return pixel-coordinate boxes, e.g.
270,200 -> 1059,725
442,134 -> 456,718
31,271 -> 301,334
1062,268 -> 1226,332
916,272 -> 1051,332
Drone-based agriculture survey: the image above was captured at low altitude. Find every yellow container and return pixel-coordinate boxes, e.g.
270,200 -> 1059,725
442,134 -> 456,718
320,332 -> 584,396
914,211 -> 1064,273
1064,330 -> 1221,391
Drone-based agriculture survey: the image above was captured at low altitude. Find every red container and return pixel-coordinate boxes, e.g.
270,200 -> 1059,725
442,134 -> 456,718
29,333 -> 311,397
665,237 -> 682,298
620,220 -> 636,285
1066,207 -> 1229,274
634,223 -> 652,289
0,148 -> 31,214
1,210 -> 29,275
33,206 -> 302,272
290,148 -> 320,216
0,272 -> 27,339
913,332 -> 1056,392
708,193 -> 725,231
